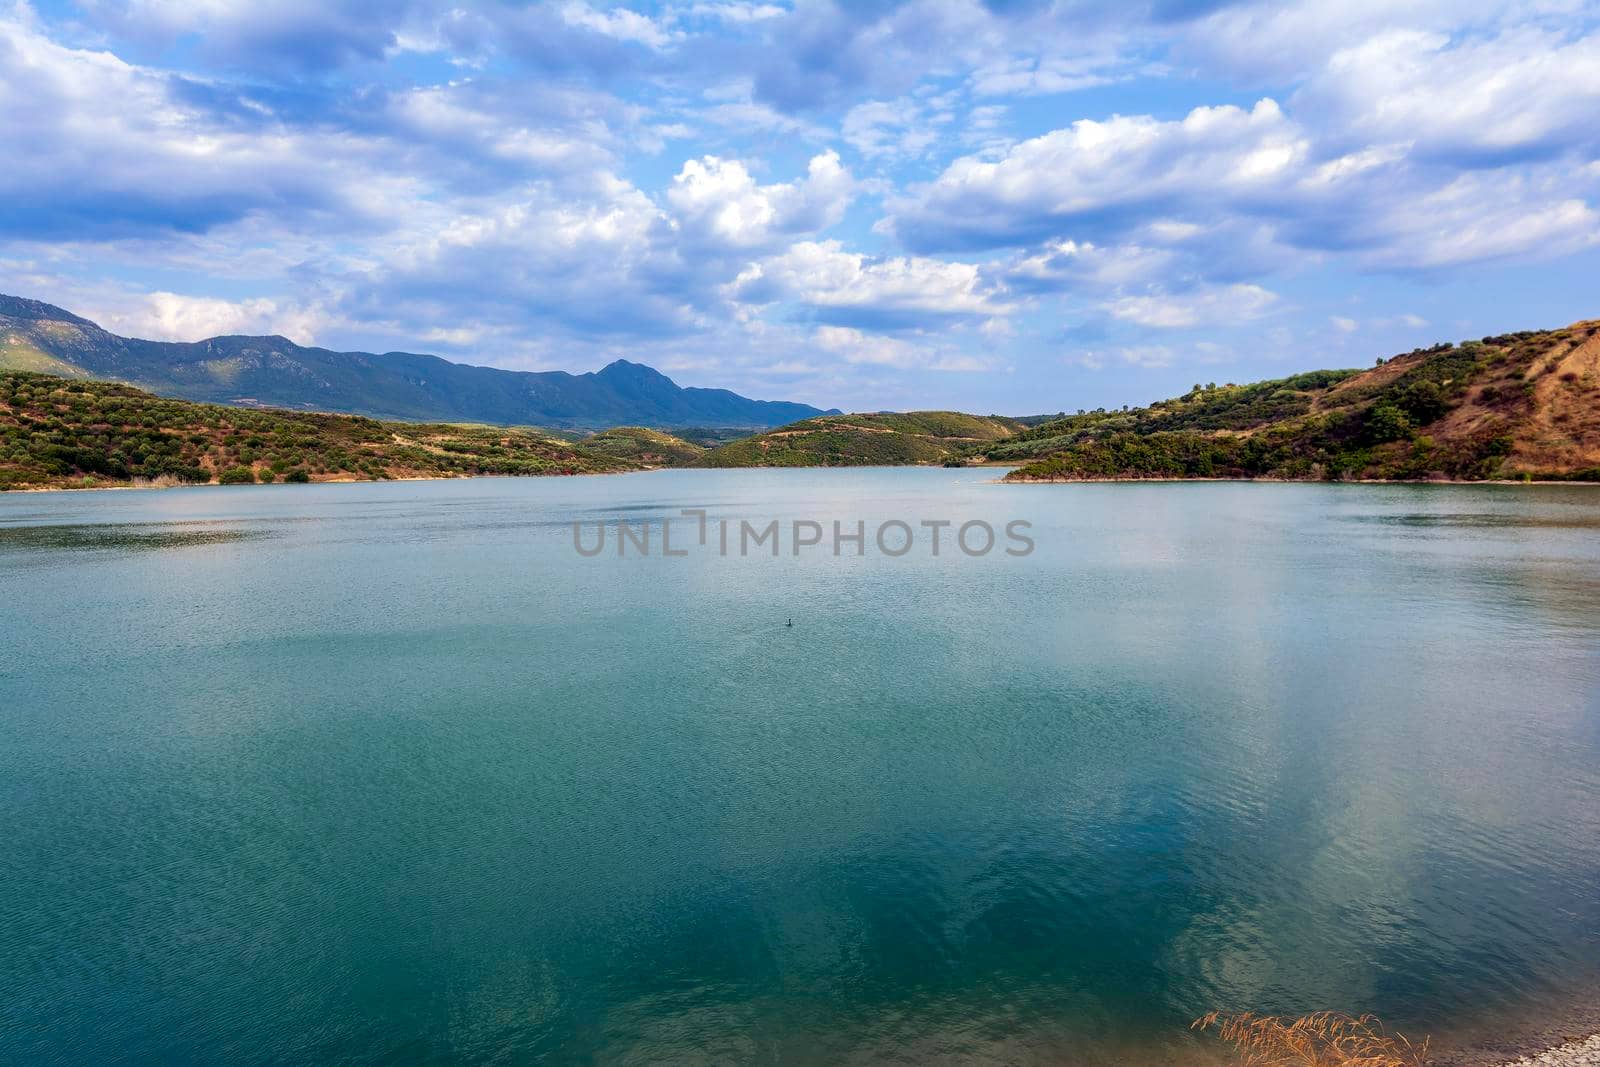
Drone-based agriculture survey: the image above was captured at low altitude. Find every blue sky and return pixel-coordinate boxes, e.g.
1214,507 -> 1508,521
3,0 -> 1599,414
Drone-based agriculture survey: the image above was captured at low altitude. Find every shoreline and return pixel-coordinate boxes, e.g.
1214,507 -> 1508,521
8,466 -> 1600,494
1457,1032 -> 1600,1067
1495,1033 -> 1600,1066
1430,994 -> 1600,1067
1000,474 -> 1600,486
0,467 -> 658,494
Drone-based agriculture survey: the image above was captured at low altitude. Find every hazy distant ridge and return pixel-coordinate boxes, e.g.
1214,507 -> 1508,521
0,295 -> 836,429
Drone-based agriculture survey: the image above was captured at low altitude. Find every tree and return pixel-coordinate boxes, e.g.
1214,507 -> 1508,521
1396,380 -> 1446,424
1365,404 -> 1412,443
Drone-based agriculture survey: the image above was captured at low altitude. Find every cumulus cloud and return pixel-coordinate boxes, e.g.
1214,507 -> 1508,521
98,292 -> 330,343
667,151 -> 853,251
1002,239 -> 1177,293
888,100 -> 1309,251
1332,173 -> 1600,269
1177,0 -> 1510,85
0,18 -> 375,239
729,240 -> 1012,328
887,81 -> 1600,272
325,150 -> 856,346
1296,26 -> 1600,164
337,175 -> 702,341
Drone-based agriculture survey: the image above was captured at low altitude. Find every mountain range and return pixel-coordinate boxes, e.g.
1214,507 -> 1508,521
0,295 -> 835,429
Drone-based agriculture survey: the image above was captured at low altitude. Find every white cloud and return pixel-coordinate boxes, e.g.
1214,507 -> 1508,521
813,325 -> 920,367
667,150 -> 852,250
729,240 -> 1012,324
679,2 -> 787,25
387,82 -> 619,174
1298,27 -> 1600,162
695,94 -> 832,141
889,99 -> 1308,250
1004,239 -> 1176,292
0,14 -> 479,242
342,173 -> 705,341
1343,173 -> 1600,269
813,325 -> 989,372
97,292 -> 329,342
1331,315 -> 1358,333
1068,345 -> 1177,370
841,98 -> 943,161
1106,284 -> 1279,329
888,79 -> 1600,274
1178,0 -> 1510,85
969,54 -> 1119,97
559,2 -> 676,48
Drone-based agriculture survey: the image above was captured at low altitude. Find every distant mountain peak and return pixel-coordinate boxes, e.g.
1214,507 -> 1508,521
597,358 -> 673,383
0,291 -> 835,430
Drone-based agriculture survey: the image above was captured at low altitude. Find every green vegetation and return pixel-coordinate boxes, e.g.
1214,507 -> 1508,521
699,411 -> 1025,467
997,324 -> 1600,482
667,426 -> 763,448
0,371 -> 642,490
981,369 -> 1363,465
583,426 -> 706,467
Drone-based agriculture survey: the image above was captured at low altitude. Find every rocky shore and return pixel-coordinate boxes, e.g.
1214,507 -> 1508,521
1496,1034 -> 1600,1066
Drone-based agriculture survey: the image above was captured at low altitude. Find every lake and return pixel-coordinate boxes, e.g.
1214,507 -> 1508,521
2,469 -> 1599,1065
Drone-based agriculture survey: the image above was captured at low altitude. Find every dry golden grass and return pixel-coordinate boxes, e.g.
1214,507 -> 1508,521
1192,1011 -> 1430,1067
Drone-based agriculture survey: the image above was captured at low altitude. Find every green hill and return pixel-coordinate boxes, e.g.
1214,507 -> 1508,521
991,322 -> 1600,482
700,411 -> 1025,467
0,371 -> 641,490
583,426 -> 706,467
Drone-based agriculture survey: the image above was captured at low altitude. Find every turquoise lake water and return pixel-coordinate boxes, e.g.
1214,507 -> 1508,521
2,469 -> 1599,1064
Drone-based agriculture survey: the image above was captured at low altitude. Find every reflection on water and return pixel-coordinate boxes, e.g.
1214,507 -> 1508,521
0,521 -> 265,551
0,474 -> 1597,1066
1343,512 -> 1600,529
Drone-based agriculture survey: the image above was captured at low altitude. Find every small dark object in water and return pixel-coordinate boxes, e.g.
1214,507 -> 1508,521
786,618 -> 792,628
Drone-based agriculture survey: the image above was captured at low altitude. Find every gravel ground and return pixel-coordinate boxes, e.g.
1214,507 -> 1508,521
1497,1034 -> 1600,1066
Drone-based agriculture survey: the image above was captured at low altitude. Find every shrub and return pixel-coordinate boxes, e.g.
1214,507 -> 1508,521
1395,380 -> 1446,424
218,466 -> 255,485
283,469 -> 311,483
1193,1012 -> 1428,1067
1364,404 -> 1412,443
